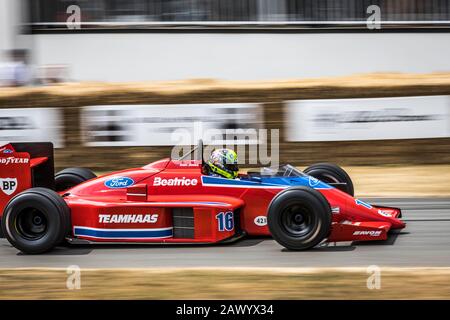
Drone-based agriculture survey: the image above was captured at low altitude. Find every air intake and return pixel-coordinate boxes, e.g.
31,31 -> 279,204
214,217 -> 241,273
172,207 -> 194,239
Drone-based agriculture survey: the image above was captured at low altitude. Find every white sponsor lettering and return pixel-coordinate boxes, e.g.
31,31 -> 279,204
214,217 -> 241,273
353,230 -> 382,237
153,177 -> 198,187
0,157 -> 29,165
0,178 -> 17,195
99,214 -> 159,224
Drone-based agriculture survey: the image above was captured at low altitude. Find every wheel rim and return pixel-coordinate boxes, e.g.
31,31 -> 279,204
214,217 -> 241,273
15,208 -> 48,240
280,204 -> 314,237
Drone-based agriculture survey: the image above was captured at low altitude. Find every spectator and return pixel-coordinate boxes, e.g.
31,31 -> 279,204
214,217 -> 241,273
0,49 -> 31,87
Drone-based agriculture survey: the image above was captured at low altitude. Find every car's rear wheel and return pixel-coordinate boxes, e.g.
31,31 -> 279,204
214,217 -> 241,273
1,188 -> 71,254
267,187 -> 332,251
303,163 -> 354,196
55,167 -> 96,192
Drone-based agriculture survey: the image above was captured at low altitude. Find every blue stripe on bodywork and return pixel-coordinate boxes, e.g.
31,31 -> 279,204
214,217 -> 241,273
201,175 -> 332,189
74,227 -> 173,239
202,176 -> 282,186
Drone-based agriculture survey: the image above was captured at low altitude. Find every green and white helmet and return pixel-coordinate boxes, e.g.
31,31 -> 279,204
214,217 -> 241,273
206,149 -> 239,179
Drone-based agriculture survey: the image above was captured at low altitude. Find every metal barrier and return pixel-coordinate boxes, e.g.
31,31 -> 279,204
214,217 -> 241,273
29,0 -> 450,31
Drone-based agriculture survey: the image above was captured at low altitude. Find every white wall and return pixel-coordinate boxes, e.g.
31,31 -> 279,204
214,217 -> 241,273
0,0 -> 31,62
33,32 -> 450,81
0,0 -> 15,59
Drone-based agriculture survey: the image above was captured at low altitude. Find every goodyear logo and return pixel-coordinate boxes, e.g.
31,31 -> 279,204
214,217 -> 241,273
0,157 -> 29,165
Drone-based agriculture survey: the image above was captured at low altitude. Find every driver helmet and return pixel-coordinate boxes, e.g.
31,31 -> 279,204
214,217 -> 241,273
206,149 -> 239,179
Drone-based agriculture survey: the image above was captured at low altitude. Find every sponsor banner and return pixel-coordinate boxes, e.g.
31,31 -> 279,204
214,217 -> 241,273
286,96 -> 450,141
81,103 -> 263,146
0,108 -> 63,147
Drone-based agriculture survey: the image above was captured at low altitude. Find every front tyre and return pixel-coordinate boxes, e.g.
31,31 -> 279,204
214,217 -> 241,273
267,187 -> 331,251
1,188 -> 71,254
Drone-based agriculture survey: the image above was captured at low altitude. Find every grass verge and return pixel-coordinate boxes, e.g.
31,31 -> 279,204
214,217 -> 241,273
1,267 -> 449,300
345,165 -> 450,197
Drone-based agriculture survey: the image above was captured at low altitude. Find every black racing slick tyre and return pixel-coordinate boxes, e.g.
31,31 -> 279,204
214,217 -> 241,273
55,167 -> 97,192
267,187 -> 332,251
303,163 -> 354,196
1,188 -> 71,254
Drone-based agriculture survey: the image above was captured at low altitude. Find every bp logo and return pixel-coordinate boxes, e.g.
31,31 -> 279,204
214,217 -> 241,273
0,178 -> 17,195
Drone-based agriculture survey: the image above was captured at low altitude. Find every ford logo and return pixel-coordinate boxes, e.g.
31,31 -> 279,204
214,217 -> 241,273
104,176 -> 135,189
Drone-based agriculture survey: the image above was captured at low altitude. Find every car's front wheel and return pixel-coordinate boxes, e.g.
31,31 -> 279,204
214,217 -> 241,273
267,187 -> 332,251
1,188 -> 71,254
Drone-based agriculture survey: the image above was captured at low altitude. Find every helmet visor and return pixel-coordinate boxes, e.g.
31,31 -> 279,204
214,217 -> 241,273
224,163 -> 239,173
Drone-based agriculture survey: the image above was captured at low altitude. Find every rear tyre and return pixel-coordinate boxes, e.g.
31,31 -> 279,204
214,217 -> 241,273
267,187 -> 331,251
1,188 -> 71,254
303,163 -> 354,196
55,167 -> 96,192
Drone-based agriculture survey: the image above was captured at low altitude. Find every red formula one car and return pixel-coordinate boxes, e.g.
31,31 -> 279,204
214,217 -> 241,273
0,141 -> 405,254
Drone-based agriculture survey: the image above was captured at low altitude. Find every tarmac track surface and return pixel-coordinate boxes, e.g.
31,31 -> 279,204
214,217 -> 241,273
0,198 -> 449,268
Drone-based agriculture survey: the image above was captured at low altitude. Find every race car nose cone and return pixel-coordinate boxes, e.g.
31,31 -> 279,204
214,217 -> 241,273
390,218 -> 406,229
392,219 -> 406,229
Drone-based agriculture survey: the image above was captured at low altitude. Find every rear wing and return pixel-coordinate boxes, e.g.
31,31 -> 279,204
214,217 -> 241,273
0,142 -> 55,216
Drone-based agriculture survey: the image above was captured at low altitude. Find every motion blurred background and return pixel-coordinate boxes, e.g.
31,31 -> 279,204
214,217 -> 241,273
3,0 -> 450,82
1,0 -> 450,196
